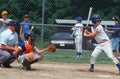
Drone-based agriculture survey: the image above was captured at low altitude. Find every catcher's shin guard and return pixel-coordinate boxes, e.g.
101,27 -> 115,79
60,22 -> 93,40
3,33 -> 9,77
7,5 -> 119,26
29,60 -> 39,64
22,58 -> 31,70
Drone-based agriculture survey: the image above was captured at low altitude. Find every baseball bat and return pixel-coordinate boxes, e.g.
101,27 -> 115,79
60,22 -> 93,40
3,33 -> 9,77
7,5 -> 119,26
86,7 -> 93,27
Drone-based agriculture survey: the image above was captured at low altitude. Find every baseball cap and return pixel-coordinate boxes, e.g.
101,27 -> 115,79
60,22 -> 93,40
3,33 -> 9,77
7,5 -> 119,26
24,14 -> 29,18
112,16 -> 119,21
75,16 -> 83,22
1,10 -> 8,15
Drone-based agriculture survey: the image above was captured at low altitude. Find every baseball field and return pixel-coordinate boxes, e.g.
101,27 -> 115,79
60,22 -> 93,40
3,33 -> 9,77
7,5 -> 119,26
0,49 -> 120,79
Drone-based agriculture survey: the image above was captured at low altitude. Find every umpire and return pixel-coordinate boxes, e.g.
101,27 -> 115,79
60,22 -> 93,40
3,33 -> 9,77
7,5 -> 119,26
0,20 -> 18,68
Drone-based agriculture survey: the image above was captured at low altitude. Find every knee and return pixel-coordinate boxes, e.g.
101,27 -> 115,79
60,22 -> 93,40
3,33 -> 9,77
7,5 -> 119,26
3,53 -> 11,59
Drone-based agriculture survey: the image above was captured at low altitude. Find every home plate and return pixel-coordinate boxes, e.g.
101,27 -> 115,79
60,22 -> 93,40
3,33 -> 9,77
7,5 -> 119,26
97,75 -> 112,78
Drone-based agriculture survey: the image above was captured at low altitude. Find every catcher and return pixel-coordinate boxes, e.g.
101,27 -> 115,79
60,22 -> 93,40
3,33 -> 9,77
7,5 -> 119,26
13,32 -> 56,70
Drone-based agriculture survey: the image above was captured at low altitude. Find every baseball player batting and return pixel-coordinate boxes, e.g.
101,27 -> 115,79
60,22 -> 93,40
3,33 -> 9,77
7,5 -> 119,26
84,14 -> 120,74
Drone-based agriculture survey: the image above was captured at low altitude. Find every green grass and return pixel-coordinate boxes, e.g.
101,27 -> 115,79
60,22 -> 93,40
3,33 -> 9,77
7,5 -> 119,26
43,49 -> 116,64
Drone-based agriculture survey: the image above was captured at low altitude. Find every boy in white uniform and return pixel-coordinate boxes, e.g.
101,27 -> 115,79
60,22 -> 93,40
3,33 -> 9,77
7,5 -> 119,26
84,14 -> 120,74
71,16 -> 83,58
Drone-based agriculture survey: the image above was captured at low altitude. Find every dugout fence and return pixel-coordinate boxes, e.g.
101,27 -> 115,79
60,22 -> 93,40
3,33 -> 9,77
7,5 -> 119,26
0,0 -> 120,60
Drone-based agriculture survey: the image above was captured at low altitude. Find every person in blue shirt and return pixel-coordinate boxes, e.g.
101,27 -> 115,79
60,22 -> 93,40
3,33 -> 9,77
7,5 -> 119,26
105,16 -> 120,59
20,14 -> 33,41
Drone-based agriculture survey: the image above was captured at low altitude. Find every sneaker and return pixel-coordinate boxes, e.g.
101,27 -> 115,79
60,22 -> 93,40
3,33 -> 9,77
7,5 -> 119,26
89,68 -> 94,72
19,64 -> 31,70
76,53 -> 82,58
19,64 -> 26,70
76,55 -> 82,58
2,63 -> 12,68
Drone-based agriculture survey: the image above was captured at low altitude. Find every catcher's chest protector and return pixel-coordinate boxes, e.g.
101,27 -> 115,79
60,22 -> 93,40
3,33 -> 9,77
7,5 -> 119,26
23,43 -> 34,54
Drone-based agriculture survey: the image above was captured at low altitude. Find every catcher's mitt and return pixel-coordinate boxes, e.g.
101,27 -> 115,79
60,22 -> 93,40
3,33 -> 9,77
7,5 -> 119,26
47,44 -> 56,52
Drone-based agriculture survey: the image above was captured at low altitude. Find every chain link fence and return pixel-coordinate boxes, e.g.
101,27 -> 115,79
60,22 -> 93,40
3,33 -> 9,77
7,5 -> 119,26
0,0 -> 120,59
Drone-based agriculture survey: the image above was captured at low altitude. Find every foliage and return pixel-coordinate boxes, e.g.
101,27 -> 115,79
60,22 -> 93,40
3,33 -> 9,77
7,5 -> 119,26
0,0 -> 120,40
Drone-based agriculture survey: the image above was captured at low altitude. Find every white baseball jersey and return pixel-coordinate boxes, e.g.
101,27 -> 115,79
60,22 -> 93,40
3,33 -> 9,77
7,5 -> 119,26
91,24 -> 109,43
0,18 -> 12,33
72,23 -> 83,36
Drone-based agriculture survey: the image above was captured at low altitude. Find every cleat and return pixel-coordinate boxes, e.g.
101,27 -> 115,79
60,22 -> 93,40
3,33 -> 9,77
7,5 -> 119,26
76,55 -> 82,58
1,63 -> 12,68
89,68 -> 94,72
76,53 -> 82,58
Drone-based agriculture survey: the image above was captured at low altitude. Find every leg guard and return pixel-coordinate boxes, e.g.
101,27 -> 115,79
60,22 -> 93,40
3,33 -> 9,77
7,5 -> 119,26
22,58 -> 31,70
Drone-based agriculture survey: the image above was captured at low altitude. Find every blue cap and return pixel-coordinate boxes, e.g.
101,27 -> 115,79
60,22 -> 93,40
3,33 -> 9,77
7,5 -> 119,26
75,16 -> 83,22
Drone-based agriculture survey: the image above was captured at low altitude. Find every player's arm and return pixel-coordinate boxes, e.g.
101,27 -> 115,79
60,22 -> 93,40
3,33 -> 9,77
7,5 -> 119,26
105,29 -> 115,34
84,29 -> 98,38
19,26 -> 22,37
34,47 -> 48,54
30,25 -> 34,32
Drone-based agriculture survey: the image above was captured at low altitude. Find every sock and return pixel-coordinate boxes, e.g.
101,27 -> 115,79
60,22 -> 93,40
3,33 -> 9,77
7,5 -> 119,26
116,63 -> 120,70
76,52 -> 81,56
90,64 -> 94,69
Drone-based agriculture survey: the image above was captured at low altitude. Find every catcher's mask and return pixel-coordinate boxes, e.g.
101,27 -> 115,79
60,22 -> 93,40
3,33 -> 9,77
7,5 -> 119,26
24,32 -> 35,44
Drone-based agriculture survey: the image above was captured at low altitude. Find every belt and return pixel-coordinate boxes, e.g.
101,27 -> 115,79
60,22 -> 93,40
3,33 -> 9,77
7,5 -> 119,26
98,39 -> 109,44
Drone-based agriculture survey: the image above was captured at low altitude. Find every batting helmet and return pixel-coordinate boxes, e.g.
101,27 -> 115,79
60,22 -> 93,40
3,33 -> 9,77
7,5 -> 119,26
91,14 -> 101,24
75,16 -> 83,22
8,20 -> 19,27
112,16 -> 119,21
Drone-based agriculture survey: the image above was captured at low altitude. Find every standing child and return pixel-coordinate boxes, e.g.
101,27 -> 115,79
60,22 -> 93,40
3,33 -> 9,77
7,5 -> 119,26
71,16 -> 84,58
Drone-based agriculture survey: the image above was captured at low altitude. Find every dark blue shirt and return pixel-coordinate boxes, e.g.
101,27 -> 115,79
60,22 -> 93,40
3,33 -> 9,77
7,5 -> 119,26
18,42 -> 26,56
111,22 -> 120,38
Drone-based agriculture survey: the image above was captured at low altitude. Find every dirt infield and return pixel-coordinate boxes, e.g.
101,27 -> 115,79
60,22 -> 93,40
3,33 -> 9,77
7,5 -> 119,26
0,61 -> 120,79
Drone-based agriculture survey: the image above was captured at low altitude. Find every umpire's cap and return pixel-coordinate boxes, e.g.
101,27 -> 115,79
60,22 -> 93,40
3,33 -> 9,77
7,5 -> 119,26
8,20 -> 19,27
112,16 -> 119,21
1,10 -> 8,15
91,14 -> 101,24
75,16 -> 83,22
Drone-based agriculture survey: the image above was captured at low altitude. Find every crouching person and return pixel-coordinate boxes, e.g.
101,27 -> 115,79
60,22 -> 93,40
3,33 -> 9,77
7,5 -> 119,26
0,20 -> 18,68
13,32 -> 49,70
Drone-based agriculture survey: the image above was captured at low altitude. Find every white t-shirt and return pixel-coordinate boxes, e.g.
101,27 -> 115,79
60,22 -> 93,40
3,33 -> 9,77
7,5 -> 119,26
0,18 -> 12,33
72,23 -> 83,36
0,29 -> 18,47
91,24 -> 109,43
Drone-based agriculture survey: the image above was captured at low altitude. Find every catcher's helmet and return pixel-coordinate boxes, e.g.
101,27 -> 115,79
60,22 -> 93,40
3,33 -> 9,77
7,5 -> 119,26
24,32 -> 34,40
112,16 -> 119,21
91,14 -> 101,24
8,20 -> 19,27
75,16 -> 83,22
